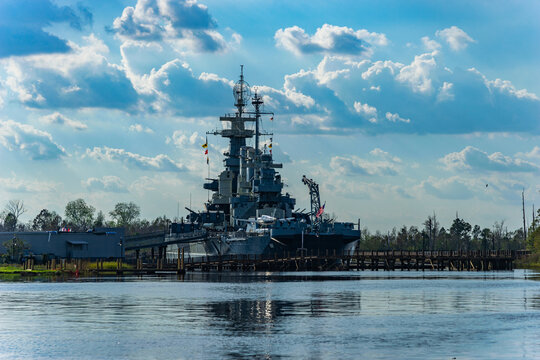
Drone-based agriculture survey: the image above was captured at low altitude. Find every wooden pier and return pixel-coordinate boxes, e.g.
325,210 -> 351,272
6,250 -> 516,277
126,249 -> 515,274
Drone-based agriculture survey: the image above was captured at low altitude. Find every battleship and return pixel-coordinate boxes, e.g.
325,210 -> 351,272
166,67 -> 360,259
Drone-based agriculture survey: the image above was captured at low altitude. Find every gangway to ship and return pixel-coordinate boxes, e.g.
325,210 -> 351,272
124,230 -> 207,251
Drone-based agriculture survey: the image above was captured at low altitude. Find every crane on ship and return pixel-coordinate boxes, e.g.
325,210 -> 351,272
302,175 -> 325,226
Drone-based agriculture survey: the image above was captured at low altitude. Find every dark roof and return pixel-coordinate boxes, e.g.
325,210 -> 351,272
66,240 -> 88,245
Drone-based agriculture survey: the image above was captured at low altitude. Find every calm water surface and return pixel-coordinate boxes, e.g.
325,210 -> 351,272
1,270 -> 539,360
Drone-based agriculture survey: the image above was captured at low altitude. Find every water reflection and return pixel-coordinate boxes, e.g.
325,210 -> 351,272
2,269 -> 540,284
203,292 -> 364,335
0,270 -> 539,359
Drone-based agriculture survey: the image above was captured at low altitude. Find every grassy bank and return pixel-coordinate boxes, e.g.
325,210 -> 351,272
515,253 -> 540,270
87,261 -> 133,271
0,265 -> 59,274
0,261 -> 134,274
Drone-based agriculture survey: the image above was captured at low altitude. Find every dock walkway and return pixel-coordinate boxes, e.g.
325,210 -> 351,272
126,249 -> 515,274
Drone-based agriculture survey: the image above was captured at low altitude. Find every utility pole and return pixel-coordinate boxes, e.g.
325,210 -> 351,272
522,189 -> 527,243
532,204 -> 536,232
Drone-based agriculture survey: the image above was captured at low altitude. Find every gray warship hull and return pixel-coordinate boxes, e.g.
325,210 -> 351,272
166,232 -> 283,259
166,228 -> 358,260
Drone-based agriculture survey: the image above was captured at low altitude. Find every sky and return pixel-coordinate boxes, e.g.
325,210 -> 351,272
0,0 -> 539,231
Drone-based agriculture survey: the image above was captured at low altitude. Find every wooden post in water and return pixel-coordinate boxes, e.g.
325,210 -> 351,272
181,248 -> 185,273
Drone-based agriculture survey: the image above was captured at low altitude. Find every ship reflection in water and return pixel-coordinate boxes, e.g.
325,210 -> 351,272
203,292 -> 363,333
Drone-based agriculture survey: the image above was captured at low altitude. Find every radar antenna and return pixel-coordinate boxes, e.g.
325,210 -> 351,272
233,65 -> 251,114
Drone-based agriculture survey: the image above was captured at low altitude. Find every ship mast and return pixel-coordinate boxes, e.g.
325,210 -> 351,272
235,65 -> 246,115
252,91 -> 263,156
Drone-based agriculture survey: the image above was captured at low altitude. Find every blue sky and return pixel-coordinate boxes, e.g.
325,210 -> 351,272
0,0 -> 539,231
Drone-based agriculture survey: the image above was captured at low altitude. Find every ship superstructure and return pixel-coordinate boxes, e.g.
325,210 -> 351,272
200,66 -> 295,226
167,67 -> 359,258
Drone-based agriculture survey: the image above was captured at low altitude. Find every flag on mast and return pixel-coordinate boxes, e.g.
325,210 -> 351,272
202,137 -> 209,162
202,137 -> 208,154
268,138 -> 273,154
316,202 -> 325,218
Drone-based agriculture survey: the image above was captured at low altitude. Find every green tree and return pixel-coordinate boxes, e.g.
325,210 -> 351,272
436,227 -> 449,250
94,210 -> 105,227
471,225 -> 481,250
450,217 -> 472,251
480,228 -> 492,251
109,202 -> 141,227
527,209 -> 540,251
32,209 -> 62,231
2,212 -> 17,231
396,226 -> 408,250
65,199 -> 95,231
530,227 -> 540,252
492,220 -> 506,250
2,236 -> 28,262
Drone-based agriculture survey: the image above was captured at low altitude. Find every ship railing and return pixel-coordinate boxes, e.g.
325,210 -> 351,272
167,229 -> 206,239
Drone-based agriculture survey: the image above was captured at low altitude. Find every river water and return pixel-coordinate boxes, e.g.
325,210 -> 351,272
0,270 -> 539,360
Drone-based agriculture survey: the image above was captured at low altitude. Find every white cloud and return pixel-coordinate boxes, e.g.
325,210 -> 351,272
119,54 -> 233,115
84,176 -> 128,193
0,0 -> 92,58
85,146 -> 185,172
0,175 -> 57,193
330,152 -> 401,177
128,174 -> 185,196
40,112 -> 87,131
469,68 -> 540,101
440,146 -> 539,172
166,130 -> 201,148
112,0 -> 236,53
353,101 -> 378,123
437,81 -> 454,102
129,123 -> 154,133
385,112 -> 410,123
2,35 -> 138,110
361,60 -> 403,80
271,54 -> 540,134
516,146 -> 540,160
369,148 -> 402,163
420,176 -> 476,200
421,36 -> 441,51
395,52 -> 437,94
0,120 -> 66,160
436,26 -> 475,51
275,24 -> 387,56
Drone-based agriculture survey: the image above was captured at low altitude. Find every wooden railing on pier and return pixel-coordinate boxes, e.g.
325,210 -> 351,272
125,249 -> 516,274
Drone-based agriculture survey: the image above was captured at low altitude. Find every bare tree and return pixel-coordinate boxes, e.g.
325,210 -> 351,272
3,200 -> 27,229
423,212 -> 439,251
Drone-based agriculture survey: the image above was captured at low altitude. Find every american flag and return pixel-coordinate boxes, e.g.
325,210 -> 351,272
316,203 -> 325,218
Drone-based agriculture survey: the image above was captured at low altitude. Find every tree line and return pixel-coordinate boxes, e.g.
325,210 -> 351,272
1,198 -> 539,252
360,212 -> 540,252
0,199 -> 169,235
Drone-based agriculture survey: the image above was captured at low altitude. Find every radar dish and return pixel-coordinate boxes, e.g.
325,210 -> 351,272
233,79 -> 251,106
